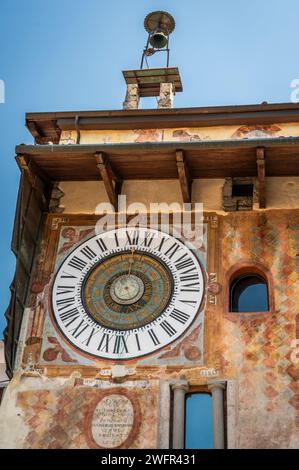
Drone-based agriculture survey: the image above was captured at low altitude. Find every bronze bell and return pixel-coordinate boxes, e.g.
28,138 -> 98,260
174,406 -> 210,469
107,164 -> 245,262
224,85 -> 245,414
149,30 -> 168,49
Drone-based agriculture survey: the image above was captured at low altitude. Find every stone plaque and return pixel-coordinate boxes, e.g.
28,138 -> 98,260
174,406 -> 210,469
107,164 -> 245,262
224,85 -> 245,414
87,389 -> 140,449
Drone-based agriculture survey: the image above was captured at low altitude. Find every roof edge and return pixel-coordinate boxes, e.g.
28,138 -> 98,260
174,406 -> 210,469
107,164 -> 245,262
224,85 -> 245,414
25,102 -> 299,143
16,135 -> 299,156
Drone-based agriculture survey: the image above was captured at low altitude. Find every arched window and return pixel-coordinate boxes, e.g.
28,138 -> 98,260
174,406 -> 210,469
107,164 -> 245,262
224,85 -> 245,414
230,274 -> 269,313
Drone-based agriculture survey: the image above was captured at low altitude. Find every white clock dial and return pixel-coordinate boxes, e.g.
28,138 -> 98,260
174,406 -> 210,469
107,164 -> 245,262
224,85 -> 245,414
51,227 -> 205,360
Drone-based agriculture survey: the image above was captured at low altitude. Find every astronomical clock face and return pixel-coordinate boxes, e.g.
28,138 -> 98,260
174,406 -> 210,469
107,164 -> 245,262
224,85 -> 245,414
52,227 -> 205,360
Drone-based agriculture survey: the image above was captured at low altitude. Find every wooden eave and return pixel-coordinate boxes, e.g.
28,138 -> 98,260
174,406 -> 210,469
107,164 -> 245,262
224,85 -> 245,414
25,102 -> 299,144
122,68 -> 183,97
16,137 -> 299,182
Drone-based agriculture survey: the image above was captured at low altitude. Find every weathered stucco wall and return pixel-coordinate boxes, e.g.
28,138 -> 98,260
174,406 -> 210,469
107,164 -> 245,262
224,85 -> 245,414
59,181 -> 110,213
58,178 -> 299,213
192,179 -> 224,210
122,179 -> 183,209
266,177 -> 299,209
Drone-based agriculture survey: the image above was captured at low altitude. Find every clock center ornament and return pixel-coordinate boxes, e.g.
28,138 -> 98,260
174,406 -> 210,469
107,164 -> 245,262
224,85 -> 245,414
110,274 -> 144,305
52,228 -> 205,360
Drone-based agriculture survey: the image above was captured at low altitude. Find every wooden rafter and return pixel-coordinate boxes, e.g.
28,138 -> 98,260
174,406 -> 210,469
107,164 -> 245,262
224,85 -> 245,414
175,150 -> 192,203
15,155 -> 48,209
26,121 -> 40,140
256,147 -> 266,209
105,156 -> 123,196
16,155 -> 37,188
94,152 -> 120,210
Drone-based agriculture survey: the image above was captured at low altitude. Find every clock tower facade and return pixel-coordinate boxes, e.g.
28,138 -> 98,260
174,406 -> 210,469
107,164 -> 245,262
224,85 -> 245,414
1,98 -> 299,448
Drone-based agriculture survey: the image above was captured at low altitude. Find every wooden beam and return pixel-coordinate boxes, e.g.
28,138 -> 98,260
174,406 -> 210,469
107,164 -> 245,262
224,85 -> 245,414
102,154 -> 123,196
16,155 -> 37,188
94,152 -> 118,210
16,155 -> 49,209
106,160 -> 122,189
16,155 -> 49,184
176,150 -> 191,203
256,147 -> 266,208
26,120 -> 40,139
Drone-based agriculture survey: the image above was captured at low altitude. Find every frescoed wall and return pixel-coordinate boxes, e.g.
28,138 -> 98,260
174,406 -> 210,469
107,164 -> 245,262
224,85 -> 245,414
1,210 -> 298,448
218,210 -> 299,448
60,123 -> 299,145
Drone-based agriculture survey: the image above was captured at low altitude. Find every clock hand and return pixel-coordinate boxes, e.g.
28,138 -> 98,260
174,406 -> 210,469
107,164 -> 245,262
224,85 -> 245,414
127,233 -> 149,274
128,247 -> 136,275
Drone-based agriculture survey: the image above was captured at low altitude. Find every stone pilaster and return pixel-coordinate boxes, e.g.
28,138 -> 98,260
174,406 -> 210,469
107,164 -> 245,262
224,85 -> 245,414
123,84 -> 140,110
171,380 -> 189,449
158,82 -> 174,109
208,380 -> 226,449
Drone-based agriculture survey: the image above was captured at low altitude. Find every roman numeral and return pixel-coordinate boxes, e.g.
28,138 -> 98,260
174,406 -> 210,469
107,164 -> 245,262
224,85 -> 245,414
180,273 -> 199,282
96,238 -> 108,253
82,328 -> 98,347
180,299 -> 197,308
56,297 -> 75,311
157,237 -> 167,251
114,233 -> 119,247
97,333 -> 111,353
148,329 -> 160,346
113,335 -> 129,354
175,253 -> 195,271
164,242 -> 181,259
126,230 -> 139,245
135,333 -> 141,351
69,319 -> 89,339
59,307 -> 80,325
143,232 -> 154,247
160,320 -> 177,337
56,285 -> 75,295
80,245 -> 96,261
169,308 -> 190,324
181,282 -> 201,292
179,266 -> 201,292
68,256 -> 87,271
61,271 -> 77,279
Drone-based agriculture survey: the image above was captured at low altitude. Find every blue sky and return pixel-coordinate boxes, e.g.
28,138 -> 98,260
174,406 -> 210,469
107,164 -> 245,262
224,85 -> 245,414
185,393 -> 213,448
0,0 -> 299,337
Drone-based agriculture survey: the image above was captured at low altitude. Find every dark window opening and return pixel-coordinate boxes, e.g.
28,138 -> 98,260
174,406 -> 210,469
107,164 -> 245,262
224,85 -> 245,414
232,183 -> 254,198
230,274 -> 269,312
185,393 -> 214,449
